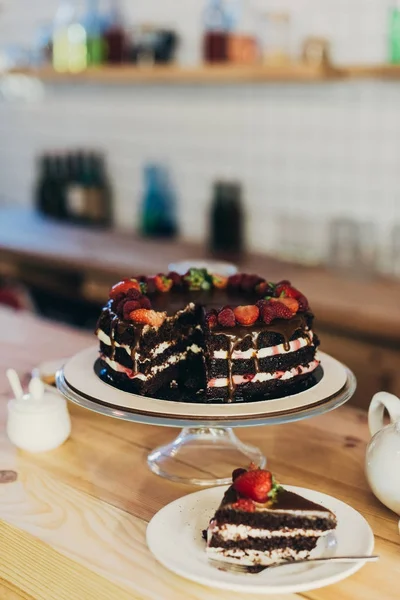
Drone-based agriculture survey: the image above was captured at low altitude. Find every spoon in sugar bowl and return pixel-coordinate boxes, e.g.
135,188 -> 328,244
6,369 -> 71,453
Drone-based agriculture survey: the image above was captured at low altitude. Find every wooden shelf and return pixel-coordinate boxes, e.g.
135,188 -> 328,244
9,63 -> 344,84
10,63 -> 400,84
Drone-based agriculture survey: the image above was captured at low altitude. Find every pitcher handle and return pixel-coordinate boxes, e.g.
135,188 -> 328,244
368,392 -> 400,437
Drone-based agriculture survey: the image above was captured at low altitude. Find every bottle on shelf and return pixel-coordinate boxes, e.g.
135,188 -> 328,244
140,163 -> 178,238
227,0 -> 259,64
209,180 -> 244,258
52,0 -> 87,73
103,0 -> 127,63
65,150 -> 89,224
82,0 -> 105,66
85,152 -> 113,227
35,153 -> 66,220
389,1 -> 400,64
202,0 -> 230,63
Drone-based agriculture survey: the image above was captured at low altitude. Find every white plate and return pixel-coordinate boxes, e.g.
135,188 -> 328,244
146,485 -> 374,595
62,347 -> 352,423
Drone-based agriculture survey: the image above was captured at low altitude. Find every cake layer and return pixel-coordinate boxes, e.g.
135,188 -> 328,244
206,546 -> 311,566
208,533 -> 320,552
209,523 -> 331,540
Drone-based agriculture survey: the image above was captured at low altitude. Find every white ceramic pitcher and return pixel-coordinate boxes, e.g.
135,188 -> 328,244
366,391 -> 400,515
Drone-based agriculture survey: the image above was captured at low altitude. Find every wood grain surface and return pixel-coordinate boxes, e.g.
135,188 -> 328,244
0,306 -> 398,599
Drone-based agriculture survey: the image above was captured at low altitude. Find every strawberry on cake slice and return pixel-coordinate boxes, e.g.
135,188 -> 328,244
206,465 -> 337,566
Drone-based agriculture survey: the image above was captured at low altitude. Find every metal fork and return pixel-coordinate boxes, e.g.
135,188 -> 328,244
208,555 -> 379,574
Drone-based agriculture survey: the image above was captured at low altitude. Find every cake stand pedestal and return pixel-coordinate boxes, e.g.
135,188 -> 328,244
147,427 -> 266,486
56,347 -> 356,487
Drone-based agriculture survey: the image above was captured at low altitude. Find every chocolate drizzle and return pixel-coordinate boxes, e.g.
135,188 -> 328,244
217,314 -> 310,401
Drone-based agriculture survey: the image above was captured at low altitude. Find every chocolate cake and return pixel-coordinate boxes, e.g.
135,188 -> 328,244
206,466 -> 337,566
95,269 -> 320,402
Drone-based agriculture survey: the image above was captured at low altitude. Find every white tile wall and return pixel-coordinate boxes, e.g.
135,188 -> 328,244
0,0 -> 400,262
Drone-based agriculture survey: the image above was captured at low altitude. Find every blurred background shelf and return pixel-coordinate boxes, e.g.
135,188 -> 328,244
9,64 -> 400,85
8,63 -> 345,84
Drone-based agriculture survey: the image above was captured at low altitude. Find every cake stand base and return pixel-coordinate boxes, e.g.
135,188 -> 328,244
147,427 -> 266,486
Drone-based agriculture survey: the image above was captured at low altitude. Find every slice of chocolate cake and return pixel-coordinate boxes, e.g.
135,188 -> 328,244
206,466 -> 337,566
95,269 -> 320,402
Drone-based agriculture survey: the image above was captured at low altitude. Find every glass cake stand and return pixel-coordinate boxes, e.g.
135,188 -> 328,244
56,347 -> 356,487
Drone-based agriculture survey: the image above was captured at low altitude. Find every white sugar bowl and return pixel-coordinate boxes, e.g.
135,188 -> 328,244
366,391 -> 400,515
7,388 -> 71,453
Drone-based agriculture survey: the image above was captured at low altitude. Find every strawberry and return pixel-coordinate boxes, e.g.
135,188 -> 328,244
129,309 -> 166,327
232,498 -> 255,512
154,274 -> 173,293
212,274 -> 228,289
233,469 -> 273,503
269,300 -> 294,320
297,293 -> 309,312
218,306 -> 236,327
255,281 -> 276,297
109,278 -> 140,300
275,281 -> 311,312
233,305 -> 260,326
272,296 -> 299,313
205,310 -> 218,329
260,305 -> 275,324
232,467 -> 247,481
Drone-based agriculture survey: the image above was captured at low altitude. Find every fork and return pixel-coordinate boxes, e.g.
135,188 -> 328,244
208,555 -> 379,574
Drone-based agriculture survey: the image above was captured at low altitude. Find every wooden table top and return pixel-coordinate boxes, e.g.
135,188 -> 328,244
0,306 -> 398,599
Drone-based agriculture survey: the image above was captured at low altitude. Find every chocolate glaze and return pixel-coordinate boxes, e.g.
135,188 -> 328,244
220,484 -> 332,514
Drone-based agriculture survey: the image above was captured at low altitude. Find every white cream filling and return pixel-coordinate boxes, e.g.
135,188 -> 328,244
212,524 -> 331,541
101,356 -> 147,380
97,330 -> 174,359
213,332 -> 314,360
206,546 -> 310,566
102,344 -> 202,379
208,359 -> 319,388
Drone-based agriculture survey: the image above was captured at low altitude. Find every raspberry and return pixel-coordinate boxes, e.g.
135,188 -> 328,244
232,498 -> 255,512
233,469 -> 273,503
122,300 -> 141,320
241,274 -> 262,292
139,296 -> 152,309
218,306 -> 236,327
205,310 -> 218,329
232,467 -> 247,481
167,271 -> 182,287
129,309 -> 166,327
227,274 -> 243,289
126,288 -> 142,300
233,305 -> 259,326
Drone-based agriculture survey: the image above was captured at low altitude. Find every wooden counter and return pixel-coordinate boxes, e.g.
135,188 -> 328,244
0,306 -> 398,599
